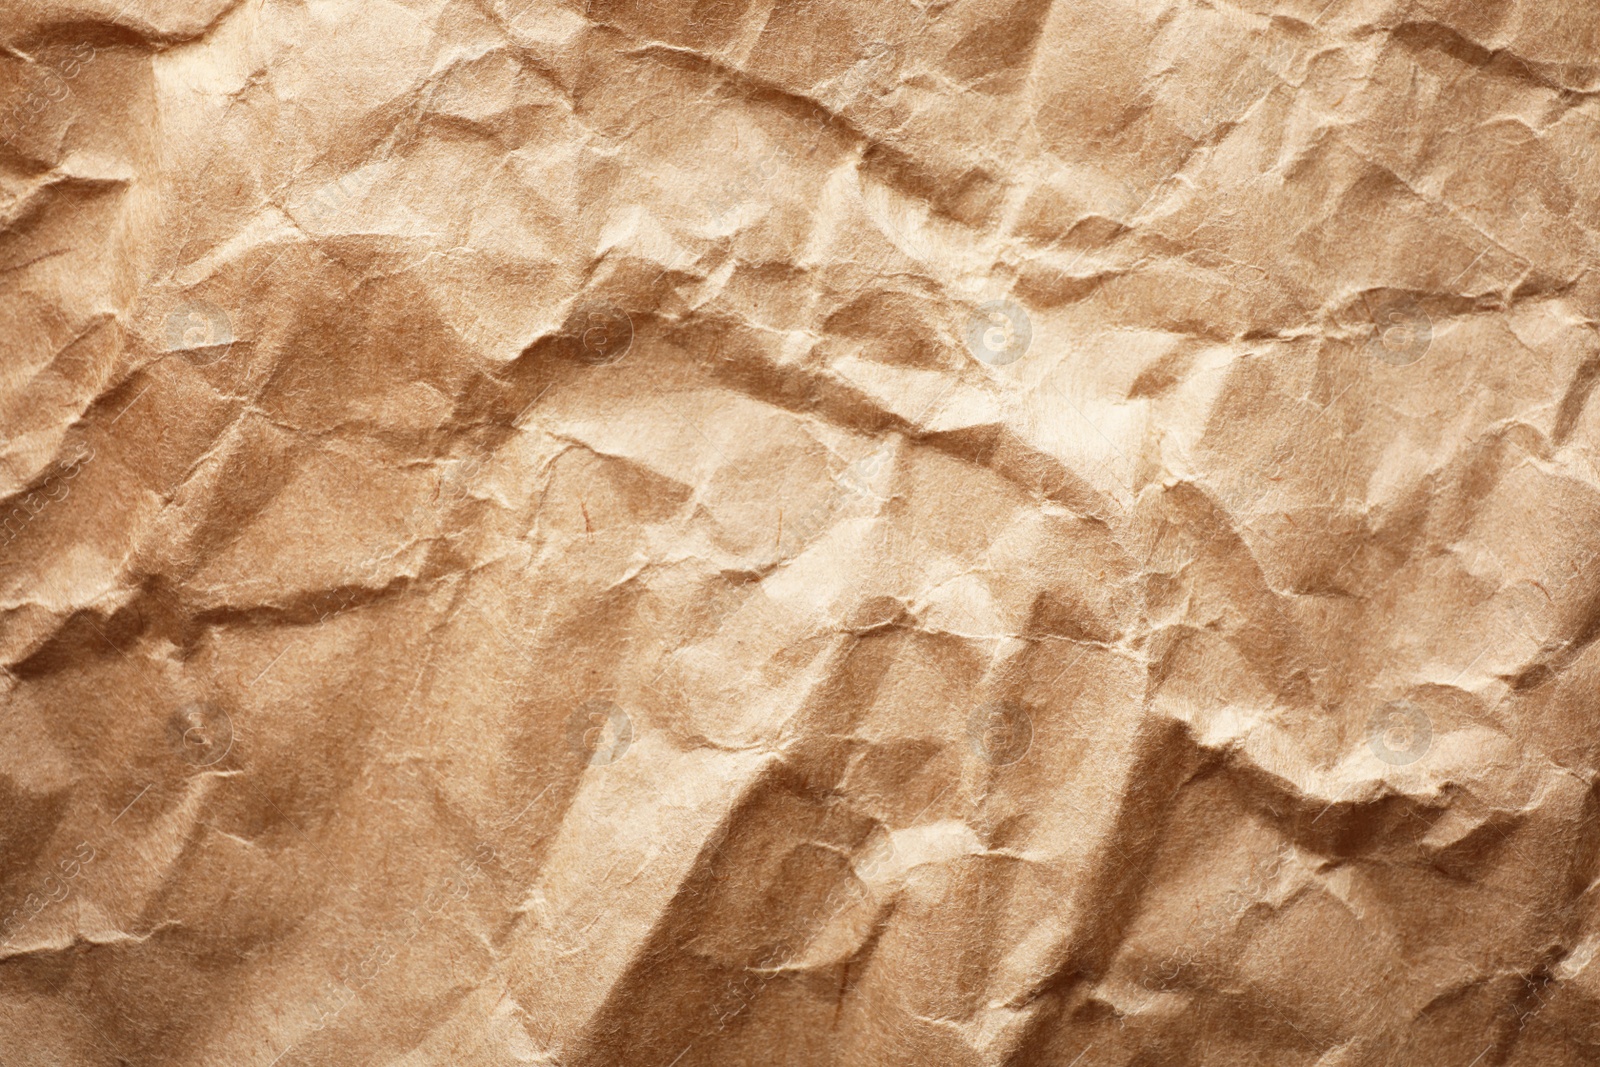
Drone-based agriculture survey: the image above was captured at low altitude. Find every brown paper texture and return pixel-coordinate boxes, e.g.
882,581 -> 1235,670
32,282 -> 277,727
2,0 -> 1599,1064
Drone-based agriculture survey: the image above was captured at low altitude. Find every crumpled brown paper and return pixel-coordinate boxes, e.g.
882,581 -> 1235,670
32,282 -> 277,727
3,0 -> 1600,1064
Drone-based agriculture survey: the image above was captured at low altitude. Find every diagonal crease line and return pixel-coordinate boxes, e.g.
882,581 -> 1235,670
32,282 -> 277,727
248,640 -> 298,687
1035,372 -> 1132,466
36,972 -> 129,1062
110,783 -> 151,824
109,381 -> 152,423
1309,378 -> 1360,426
1447,644 -> 1491,687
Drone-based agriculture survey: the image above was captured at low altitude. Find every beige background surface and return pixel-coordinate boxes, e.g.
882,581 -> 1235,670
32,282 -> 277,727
1,0 -> 1599,1064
